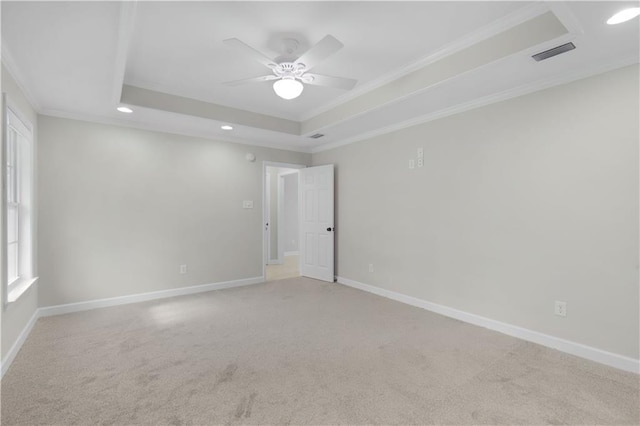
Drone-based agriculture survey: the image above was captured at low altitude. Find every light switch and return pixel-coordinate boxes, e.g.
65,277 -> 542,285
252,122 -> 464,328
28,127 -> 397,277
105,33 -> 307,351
243,200 -> 254,209
409,159 -> 415,169
417,147 -> 424,158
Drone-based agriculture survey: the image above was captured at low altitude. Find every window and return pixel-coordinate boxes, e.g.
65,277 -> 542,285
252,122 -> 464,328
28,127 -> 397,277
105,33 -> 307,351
3,97 -> 36,304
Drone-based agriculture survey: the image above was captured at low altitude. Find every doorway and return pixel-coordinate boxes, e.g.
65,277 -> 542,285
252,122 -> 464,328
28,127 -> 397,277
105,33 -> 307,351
263,162 -> 304,281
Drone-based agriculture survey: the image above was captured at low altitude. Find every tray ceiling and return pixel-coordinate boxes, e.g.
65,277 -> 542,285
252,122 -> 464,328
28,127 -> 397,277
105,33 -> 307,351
1,1 -> 638,152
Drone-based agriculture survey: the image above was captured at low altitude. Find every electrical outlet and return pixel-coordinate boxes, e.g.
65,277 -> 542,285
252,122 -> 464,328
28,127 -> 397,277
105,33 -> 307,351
409,159 -> 415,169
417,158 -> 424,168
180,264 -> 188,274
243,200 -> 254,209
417,147 -> 424,158
369,263 -> 374,273
554,301 -> 567,317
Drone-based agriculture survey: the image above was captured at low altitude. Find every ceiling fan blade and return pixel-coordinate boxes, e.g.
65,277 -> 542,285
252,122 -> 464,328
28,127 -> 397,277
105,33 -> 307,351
222,75 -> 278,87
294,35 -> 343,71
223,38 -> 278,69
304,73 -> 357,90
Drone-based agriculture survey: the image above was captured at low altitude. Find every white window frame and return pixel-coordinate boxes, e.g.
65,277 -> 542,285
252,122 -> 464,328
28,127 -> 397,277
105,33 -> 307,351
3,95 -> 37,305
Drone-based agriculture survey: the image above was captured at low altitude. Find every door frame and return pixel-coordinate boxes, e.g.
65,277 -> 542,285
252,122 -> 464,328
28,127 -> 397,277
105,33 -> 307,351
262,161 -> 306,281
264,171 -> 271,266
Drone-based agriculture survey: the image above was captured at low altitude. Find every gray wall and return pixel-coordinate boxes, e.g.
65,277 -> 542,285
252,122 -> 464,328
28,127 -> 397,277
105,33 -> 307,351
267,168 -> 278,261
313,64 -> 639,359
4,61 -> 638,367
1,65 -> 39,361
283,173 -> 299,253
38,116 -> 310,307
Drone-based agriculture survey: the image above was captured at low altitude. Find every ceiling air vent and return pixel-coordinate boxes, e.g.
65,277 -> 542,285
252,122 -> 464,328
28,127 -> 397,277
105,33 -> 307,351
309,133 -> 325,139
532,42 -> 576,62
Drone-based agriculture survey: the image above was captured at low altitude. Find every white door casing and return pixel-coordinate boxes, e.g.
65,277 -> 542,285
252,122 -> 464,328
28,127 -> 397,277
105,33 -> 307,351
262,161 -> 305,280
299,164 -> 334,282
264,172 -> 271,265
277,173 -> 285,262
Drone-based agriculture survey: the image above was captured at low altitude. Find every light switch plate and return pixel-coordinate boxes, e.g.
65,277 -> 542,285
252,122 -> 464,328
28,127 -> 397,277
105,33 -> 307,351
409,159 -> 415,169
243,200 -> 254,209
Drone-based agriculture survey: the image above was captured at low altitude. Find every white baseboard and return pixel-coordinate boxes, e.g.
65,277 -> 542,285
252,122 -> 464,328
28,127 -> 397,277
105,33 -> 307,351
267,260 -> 283,265
1,309 -> 40,378
40,276 -> 264,317
4,275 -> 636,378
337,276 -> 639,374
1,276 -> 264,378
284,251 -> 299,256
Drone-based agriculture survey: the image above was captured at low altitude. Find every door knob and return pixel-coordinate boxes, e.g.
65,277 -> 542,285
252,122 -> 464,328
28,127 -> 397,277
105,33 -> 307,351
327,227 -> 334,232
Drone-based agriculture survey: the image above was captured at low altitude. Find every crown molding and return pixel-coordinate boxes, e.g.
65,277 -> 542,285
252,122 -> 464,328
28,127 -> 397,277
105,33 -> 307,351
39,108 -> 313,153
303,10 -> 570,139
545,1 -> 584,37
112,1 -> 138,105
38,54 -> 637,157
299,2 -> 551,122
312,56 -> 639,154
1,41 -> 42,112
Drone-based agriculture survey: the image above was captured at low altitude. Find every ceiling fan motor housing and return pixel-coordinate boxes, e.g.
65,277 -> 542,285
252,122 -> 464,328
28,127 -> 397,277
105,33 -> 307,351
272,62 -> 314,83
223,35 -> 355,90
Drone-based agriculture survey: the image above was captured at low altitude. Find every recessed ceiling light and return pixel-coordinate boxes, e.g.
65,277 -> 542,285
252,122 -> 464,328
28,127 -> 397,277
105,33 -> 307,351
221,125 -> 233,130
607,7 -> 640,25
116,106 -> 133,113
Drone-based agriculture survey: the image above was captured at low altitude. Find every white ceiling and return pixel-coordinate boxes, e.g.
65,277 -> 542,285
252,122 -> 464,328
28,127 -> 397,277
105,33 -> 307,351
124,1 -> 527,120
2,1 -> 639,153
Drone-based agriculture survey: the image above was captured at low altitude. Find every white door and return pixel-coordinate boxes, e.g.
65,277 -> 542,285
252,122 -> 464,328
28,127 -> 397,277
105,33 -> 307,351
299,164 -> 334,282
264,172 -> 271,265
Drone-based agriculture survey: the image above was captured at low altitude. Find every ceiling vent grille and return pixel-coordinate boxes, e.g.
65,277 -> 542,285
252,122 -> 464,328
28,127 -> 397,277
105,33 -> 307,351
532,42 -> 576,62
309,133 -> 325,139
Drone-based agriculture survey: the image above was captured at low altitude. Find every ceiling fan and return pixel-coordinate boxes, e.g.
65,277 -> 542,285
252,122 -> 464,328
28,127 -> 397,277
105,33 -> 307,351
222,35 -> 357,100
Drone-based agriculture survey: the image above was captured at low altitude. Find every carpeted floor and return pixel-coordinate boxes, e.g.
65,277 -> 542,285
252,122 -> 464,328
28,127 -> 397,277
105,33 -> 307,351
1,277 -> 638,425
266,255 -> 300,282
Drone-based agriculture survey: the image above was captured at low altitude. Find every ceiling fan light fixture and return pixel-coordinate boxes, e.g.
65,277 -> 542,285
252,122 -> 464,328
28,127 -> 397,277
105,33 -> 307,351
607,7 -> 640,24
273,77 -> 303,100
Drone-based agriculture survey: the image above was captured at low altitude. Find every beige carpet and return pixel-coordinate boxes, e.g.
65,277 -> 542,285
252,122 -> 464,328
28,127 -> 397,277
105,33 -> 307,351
266,255 -> 300,281
1,277 -> 638,425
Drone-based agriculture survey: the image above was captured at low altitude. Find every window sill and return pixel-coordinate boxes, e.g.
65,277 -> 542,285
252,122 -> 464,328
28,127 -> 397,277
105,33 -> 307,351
6,277 -> 38,305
